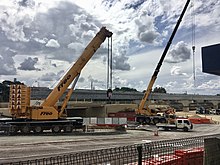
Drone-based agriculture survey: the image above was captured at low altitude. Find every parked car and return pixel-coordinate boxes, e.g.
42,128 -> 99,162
209,109 -> 220,115
210,109 -> 216,114
196,107 -> 210,114
215,109 -> 220,115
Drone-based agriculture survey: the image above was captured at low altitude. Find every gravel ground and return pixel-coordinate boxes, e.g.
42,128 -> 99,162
0,123 -> 220,163
1,111 -> 220,163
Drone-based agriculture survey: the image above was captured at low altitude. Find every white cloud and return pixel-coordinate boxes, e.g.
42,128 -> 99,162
0,1 -> 35,42
34,37 -> 48,44
113,54 -> 130,71
197,79 -> 220,90
164,81 -> 178,90
39,70 -> 64,82
39,72 -> 56,81
113,75 -> 129,87
165,41 -> 191,63
171,66 -> 188,76
67,42 -> 83,50
0,0 -> 219,95
135,15 -> 159,44
45,39 -> 60,48
0,48 -> 17,75
18,57 -> 40,71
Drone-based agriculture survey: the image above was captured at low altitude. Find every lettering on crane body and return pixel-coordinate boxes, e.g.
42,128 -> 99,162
57,74 -> 71,91
40,112 -> 53,115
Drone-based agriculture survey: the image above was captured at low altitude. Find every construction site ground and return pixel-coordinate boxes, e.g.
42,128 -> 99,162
0,111 -> 220,163
176,111 -> 220,124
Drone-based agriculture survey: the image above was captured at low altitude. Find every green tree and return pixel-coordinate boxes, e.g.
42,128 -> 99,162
0,80 -> 24,102
113,87 -> 137,92
0,83 -> 10,102
152,87 -> 166,93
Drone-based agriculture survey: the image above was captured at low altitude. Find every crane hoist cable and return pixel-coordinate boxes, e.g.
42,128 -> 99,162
191,0 -> 196,90
107,36 -> 113,90
107,37 -> 110,89
107,36 -> 113,99
110,36 -> 113,90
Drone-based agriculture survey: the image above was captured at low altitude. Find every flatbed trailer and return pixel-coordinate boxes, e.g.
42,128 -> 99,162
156,118 -> 193,132
0,117 -> 84,135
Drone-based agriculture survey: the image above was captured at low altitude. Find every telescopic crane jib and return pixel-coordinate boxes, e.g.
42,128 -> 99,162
135,0 -> 191,125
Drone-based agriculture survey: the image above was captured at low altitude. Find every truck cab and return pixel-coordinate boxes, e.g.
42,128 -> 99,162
176,118 -> 193,132
156,118 -> 193,132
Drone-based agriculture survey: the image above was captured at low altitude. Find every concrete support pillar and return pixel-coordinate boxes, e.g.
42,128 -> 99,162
211,101 -> 219,109
181,100 -> 190,112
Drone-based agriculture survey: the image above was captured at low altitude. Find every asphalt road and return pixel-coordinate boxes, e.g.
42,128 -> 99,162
0,124 -> 220,163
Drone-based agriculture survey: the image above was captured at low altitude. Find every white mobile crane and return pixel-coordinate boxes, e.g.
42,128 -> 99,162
0,27 -> 113,134
135,0 -> 191,125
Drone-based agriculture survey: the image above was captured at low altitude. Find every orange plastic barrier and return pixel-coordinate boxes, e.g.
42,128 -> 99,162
128,148 -> 204,165
143,154 -> 182,165
128,154 -> 182,165
108,112 -> 136,121
201,118 -> 211,124
189,118 -> 211,124
175,147 -> 204,165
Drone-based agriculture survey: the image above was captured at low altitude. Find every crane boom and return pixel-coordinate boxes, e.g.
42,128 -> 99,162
136,0 -> 190,115
42,27 -> 113,107
58,74 -> 80,118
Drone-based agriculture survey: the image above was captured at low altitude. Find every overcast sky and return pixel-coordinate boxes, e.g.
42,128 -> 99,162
0,0 -> 220,95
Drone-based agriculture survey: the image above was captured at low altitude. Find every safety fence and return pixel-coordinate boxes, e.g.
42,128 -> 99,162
3,134 -> 220,165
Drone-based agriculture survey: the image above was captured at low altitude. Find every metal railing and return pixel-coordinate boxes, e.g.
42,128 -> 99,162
3,134 -> 220,165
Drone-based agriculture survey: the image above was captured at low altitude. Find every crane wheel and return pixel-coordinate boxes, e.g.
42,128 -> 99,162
137,118 -> 144,125
152,118 -> 160,124
21,126 -> 30,134
64,125 -> 73,133
52,125 -> 61,133
10,126 -> 18,134
145,118 -> 151,124
183,127 -> 188,132
5,126 -> 17,135
34,126 -> 43,133
159,118 -> 166,123
164,127 -> 169,131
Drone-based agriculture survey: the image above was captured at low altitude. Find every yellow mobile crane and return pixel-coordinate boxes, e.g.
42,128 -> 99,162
135,0 -> 190,125
0,27 -> 113,134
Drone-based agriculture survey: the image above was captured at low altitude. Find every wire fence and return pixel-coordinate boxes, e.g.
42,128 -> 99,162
3,134 -> 220,165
